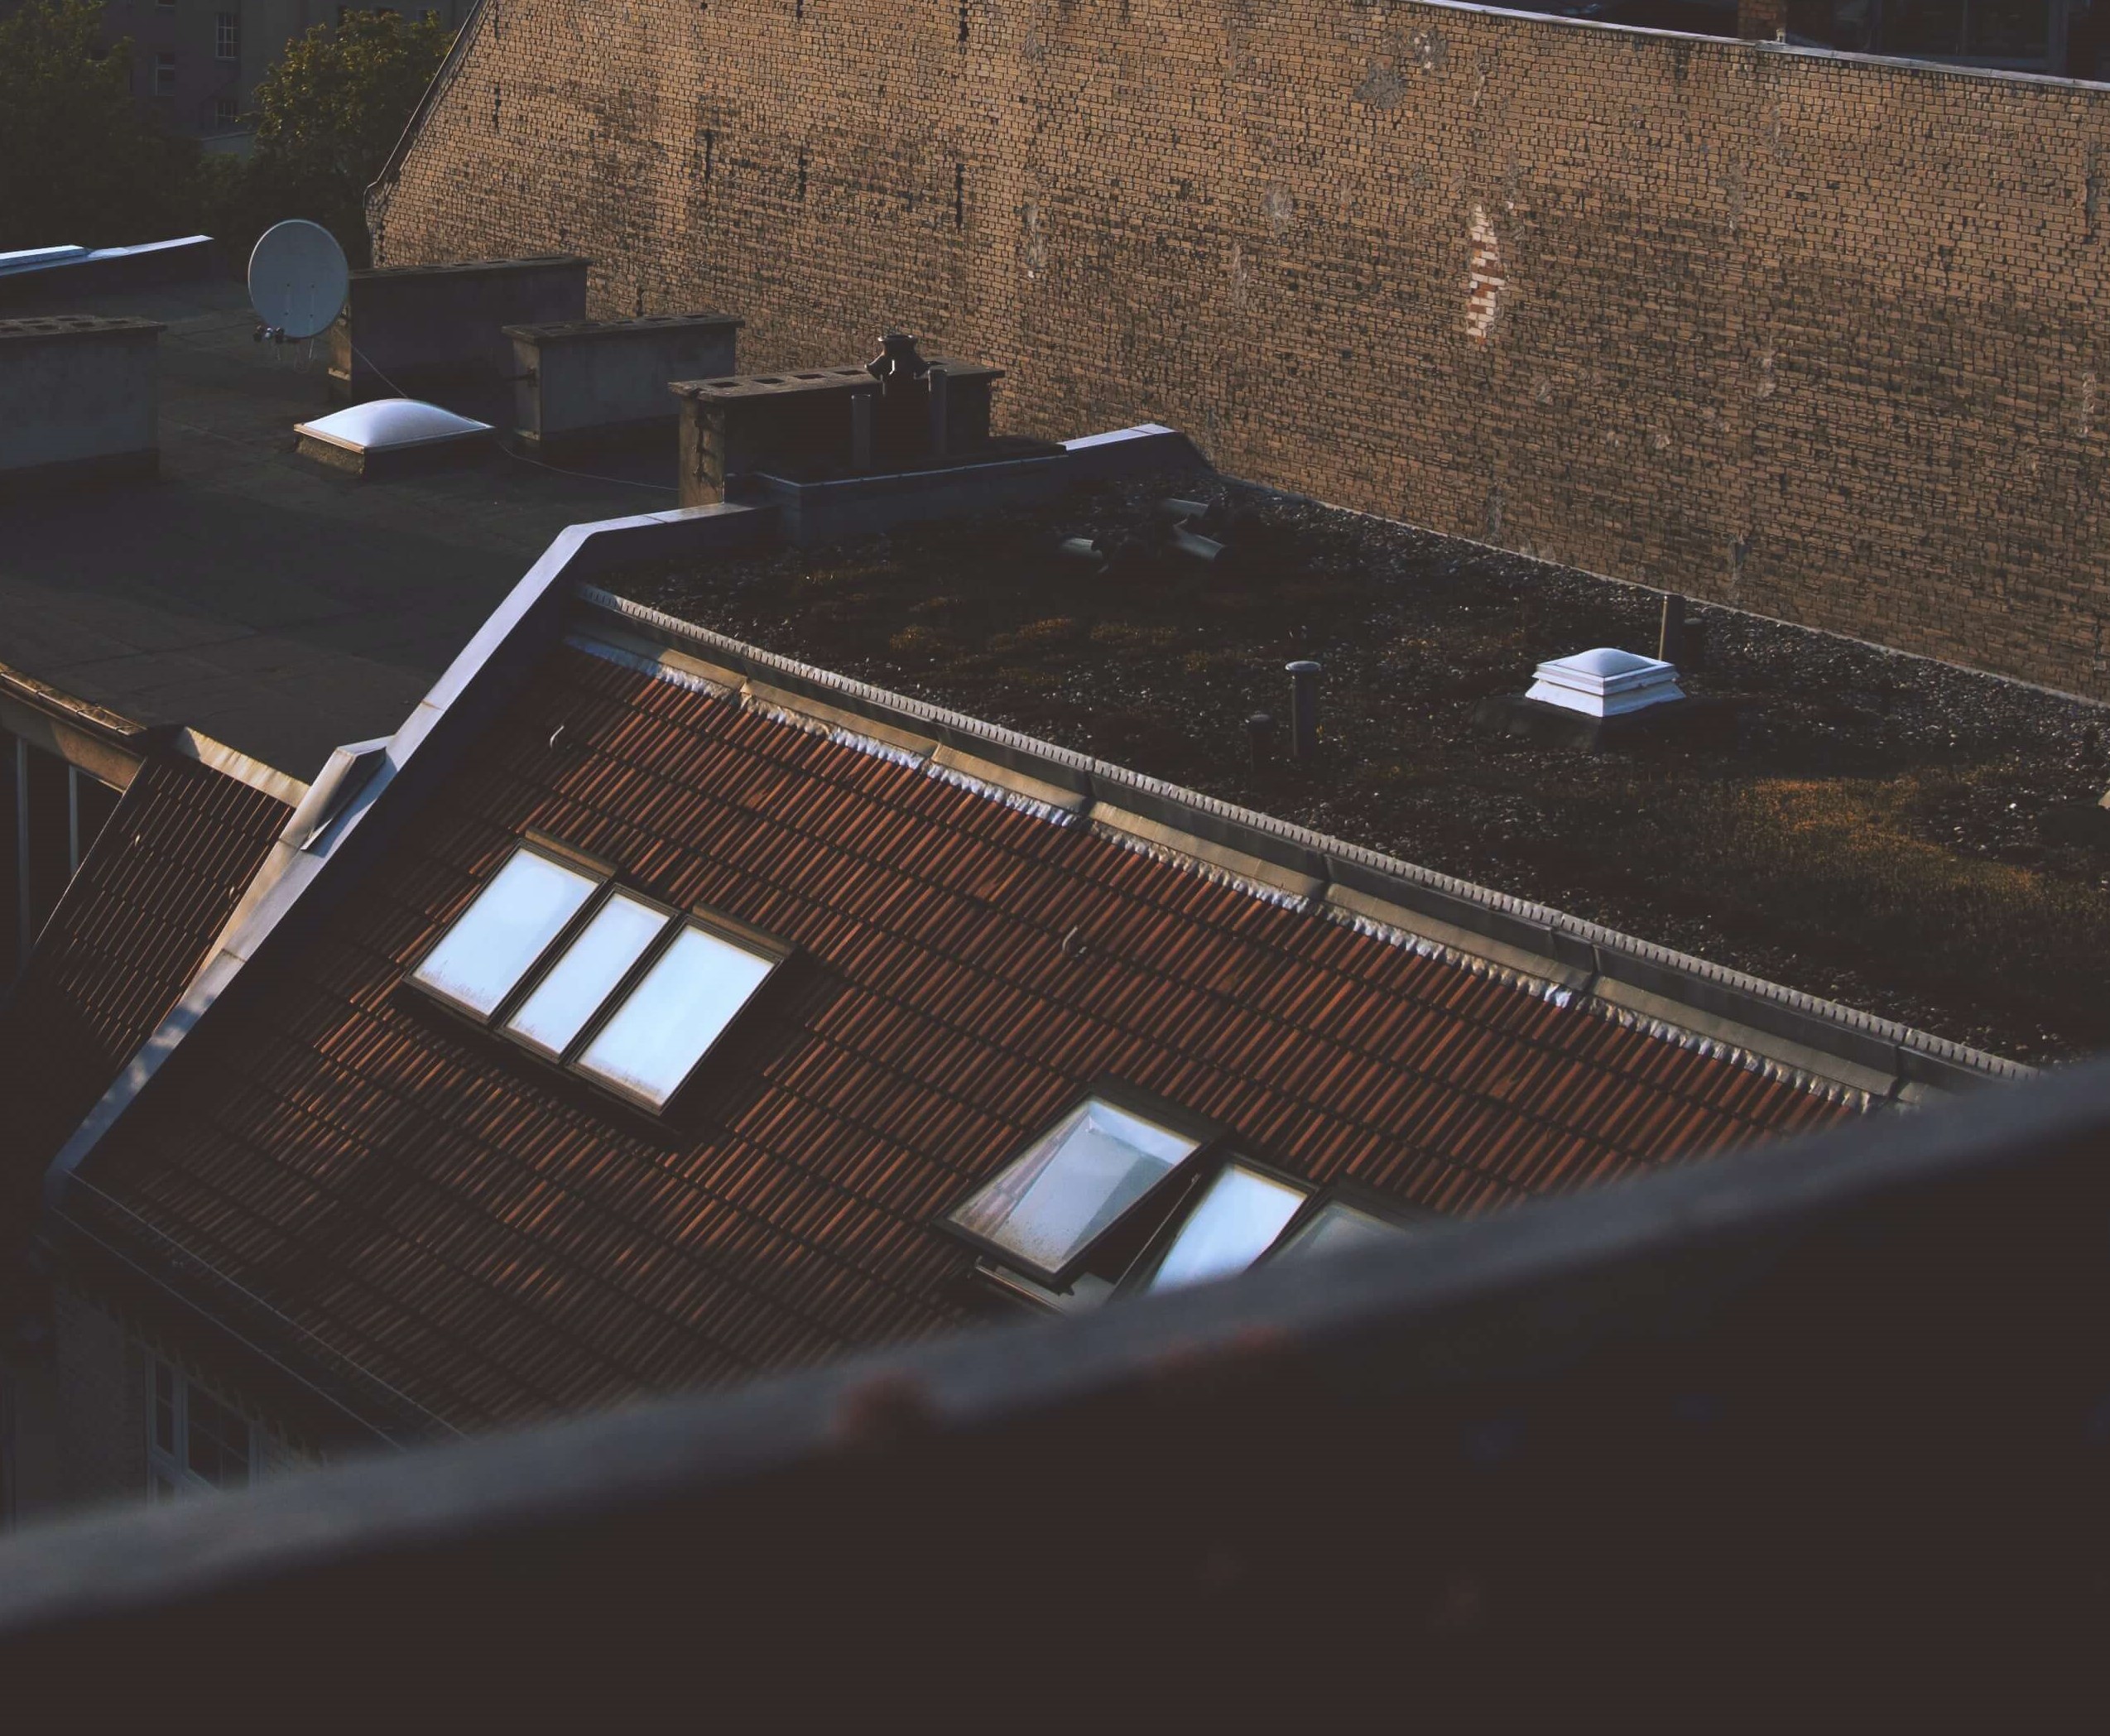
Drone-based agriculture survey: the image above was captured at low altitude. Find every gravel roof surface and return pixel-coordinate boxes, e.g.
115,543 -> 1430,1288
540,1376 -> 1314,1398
606,474 -> 2110,1065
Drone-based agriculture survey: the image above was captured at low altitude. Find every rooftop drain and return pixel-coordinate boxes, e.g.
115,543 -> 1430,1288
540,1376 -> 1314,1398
294,398 -> 494,478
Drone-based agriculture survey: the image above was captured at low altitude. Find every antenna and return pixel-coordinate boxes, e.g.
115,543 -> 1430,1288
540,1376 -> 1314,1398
248,219 -> 349,344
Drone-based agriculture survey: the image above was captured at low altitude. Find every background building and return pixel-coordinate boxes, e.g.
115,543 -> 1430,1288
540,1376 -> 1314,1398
12,2 -> 473,144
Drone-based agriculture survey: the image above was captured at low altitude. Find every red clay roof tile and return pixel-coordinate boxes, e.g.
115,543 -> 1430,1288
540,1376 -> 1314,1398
67,645 -> 1858,1429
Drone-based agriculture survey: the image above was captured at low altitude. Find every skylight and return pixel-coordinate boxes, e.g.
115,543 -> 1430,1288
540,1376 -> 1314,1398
408,839 -> 790,1111
574,921 -> 781,1109
504,887 -> 669,1058
1271,1197 -> 1412,1262
411,846 -> 598,1017
947,1095 -> 1203,1286
1137,1160 -> 1310,1294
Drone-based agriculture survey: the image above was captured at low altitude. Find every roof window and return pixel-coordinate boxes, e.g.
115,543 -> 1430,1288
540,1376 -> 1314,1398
1127,1159 -> 1311,1295
411,843 -> 598,1017
1270,1195 -> 1411,1262
943,1087 -> 1425,1311
946,1093 -> 1204,1288
574,920 -> 781,1110
408,838 -> 786,1111
503,886 -> 668,1059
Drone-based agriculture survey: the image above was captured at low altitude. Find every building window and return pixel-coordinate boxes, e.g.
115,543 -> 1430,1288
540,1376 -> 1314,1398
146,1356 -> 258,1498
214,95 -> 240,129
215,11 -> 239,60
406,836 -> 789,1113
153,51 -> 177,96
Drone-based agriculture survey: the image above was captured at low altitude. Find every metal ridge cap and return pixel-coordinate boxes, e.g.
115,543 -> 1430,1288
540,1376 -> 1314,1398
572,584 -> 2026,1086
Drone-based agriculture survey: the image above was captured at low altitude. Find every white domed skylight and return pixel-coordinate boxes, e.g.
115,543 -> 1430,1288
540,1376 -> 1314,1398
294,398 -> 493,454
1526,647 -> 1685,718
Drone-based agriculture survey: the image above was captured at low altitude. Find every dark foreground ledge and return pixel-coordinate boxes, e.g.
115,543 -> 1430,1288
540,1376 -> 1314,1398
2,1058 -> 2106,1710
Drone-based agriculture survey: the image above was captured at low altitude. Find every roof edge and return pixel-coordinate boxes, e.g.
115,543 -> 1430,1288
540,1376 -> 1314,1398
569,585 -> 2029,1100
171,729 -> 310,807
365,0 -> 493,248
36,506 -> 775,1431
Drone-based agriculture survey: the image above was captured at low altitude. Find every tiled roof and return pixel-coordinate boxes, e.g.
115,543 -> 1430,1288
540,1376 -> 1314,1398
69,642 -> 1852,1430
0,753 -> 291,1236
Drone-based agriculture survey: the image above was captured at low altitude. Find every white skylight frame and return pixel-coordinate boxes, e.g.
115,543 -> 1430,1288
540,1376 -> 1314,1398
406,835 -> 790,1115
942,1086 -> 1218,1291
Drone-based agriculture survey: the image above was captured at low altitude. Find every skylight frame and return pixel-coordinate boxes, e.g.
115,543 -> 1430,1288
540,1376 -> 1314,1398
563,906 -> 791,1115
404,834 -> 791,1117
1262,1179 -> 1428,1264
495,882 -> 683,1066
403,834 -> 614,1026
937,1080 -> 1225,1293
1113,1151 -> 1316,1300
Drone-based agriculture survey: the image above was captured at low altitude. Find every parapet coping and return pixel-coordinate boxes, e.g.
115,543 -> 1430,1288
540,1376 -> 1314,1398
0,315 -> 165,344
504,313 -> 745,343
668,366 -> 878,401
1387,1 -> 2110,94
571,586 -> 2031,1106
350,253 -> 588,281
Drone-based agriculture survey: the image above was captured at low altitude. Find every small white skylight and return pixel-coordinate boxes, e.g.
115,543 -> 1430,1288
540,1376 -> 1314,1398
949,1096 -> 1202,1285
294,397 -> 493,454
1526,647 -> 1685,718
411,846 -> 598,1017
574,921 -> 780,1109
1271,1197 -> 1411,1262
504,887 -> 670,1058
1139,1161 -> 1310,1294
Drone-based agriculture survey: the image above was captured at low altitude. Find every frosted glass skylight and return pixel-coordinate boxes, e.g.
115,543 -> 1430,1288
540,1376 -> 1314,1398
294,398 -> 493,454
1271,1198 -> 1411,1262
411,847 -> 597,1017
503,888 -> 669,1058
574,921 -> 779,1108
949,1096 -> 1201,1285
1141,1161 -> 1309,1294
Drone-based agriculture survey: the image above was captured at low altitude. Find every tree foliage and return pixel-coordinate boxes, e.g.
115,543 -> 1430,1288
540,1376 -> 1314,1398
0,5 -> 450,267
238,11 -> 454,267
0,0 -> 200,252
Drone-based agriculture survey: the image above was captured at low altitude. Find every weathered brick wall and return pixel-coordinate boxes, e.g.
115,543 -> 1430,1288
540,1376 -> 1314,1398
372,2 -> 2110,698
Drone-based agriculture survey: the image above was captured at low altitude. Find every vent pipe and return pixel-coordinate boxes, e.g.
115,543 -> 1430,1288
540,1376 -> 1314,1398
1286,661 -> 1321,760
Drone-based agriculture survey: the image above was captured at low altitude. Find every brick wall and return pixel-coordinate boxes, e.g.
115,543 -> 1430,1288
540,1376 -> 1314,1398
372,2 -> 2110,699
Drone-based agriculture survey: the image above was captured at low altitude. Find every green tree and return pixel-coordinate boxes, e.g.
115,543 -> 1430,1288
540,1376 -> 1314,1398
0,0 -> 200,252
236,11 -> 454,268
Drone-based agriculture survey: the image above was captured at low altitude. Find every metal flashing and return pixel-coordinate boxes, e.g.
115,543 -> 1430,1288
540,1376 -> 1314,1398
41,504 -> 771,1221
571,584 -> 2025,1099
172,729 -> 311,808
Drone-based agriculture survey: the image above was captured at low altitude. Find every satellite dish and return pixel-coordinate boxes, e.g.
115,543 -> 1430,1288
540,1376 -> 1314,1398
248,219 -> 349,340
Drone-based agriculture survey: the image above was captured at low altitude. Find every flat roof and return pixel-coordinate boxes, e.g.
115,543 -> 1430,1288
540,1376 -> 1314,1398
0,277 -> 677,783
